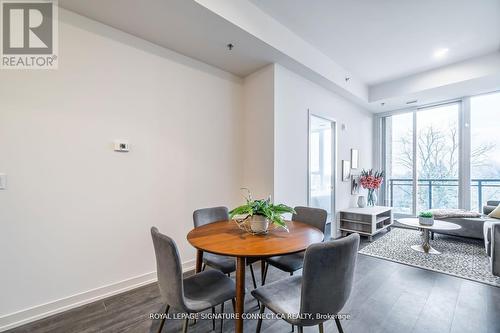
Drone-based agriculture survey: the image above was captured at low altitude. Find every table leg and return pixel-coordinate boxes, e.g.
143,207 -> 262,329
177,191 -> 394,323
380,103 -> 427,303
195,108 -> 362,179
422,229 -> 431,252
195,249 -> 203,273
411,229 -> 441,254
235,257 -> 245,333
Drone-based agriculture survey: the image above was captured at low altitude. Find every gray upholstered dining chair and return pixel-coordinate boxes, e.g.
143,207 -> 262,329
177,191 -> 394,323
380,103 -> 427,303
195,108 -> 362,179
151,227 -> 236,333
252,233 -> 360,333
193,207 -> 236,275
193,206 -> 260,289
262,206 -> 328,284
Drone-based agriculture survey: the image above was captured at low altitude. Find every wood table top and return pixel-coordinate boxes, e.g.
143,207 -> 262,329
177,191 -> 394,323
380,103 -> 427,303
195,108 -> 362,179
187,220 -> 324,258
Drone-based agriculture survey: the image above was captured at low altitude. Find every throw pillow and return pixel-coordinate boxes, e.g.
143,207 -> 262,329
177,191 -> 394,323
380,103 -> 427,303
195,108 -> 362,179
489,204 -> 500,219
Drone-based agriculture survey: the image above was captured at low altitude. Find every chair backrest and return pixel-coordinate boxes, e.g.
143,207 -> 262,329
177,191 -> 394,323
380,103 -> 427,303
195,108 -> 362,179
300,233 -> 360,317
150,227 -> 185,311
193,206 -> 229,228
292,206 -> 328,234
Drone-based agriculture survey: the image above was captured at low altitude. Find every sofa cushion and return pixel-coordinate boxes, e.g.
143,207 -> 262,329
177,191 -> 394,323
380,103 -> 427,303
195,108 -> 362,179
488,204 -> 500,219
430,208 -> 481,219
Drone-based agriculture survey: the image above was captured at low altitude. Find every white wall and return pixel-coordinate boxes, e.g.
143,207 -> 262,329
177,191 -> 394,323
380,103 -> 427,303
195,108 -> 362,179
274,65 -> 374,236
241,65 -> 275,199
0,10 -> 243,330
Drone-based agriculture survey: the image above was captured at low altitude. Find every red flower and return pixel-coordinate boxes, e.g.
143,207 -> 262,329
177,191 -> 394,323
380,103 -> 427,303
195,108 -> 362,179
359,175 -> 384,190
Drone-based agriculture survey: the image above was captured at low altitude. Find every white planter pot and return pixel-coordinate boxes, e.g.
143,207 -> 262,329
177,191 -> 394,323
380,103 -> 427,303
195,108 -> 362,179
419,216 -> 434,226
357,196 -> 367,208
249,215 -> 269,233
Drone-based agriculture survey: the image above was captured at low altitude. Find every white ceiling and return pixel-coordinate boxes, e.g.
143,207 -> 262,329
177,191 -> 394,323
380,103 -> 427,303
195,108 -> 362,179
250,0 -> 500,85
59,0 -> 500,112
58,0 -> 369,106
59,0 -> 285,77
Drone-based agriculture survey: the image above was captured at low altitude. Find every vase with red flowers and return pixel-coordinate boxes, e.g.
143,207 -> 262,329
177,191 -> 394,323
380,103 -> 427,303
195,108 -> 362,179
359,169 -> 385,206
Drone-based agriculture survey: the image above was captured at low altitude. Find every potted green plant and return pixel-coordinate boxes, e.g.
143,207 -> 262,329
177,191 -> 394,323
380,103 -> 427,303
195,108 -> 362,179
418,211 -> 434,226
229,189 -> 295,234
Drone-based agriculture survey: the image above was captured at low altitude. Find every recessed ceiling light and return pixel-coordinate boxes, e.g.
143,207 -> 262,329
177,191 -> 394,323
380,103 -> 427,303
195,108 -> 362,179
433,48 -> 449,59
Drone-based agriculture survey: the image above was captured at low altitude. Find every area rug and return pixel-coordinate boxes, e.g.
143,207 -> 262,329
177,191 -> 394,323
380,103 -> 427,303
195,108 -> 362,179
359,227 -> 500,287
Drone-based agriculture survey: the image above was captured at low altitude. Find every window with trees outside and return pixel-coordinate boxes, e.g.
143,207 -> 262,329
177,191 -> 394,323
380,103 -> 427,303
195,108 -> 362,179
381,91 -> 500,216
470,93 -> 500,211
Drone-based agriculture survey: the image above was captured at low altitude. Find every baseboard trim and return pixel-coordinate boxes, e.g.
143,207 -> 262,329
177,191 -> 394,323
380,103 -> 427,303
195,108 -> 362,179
0,259 -> 196,332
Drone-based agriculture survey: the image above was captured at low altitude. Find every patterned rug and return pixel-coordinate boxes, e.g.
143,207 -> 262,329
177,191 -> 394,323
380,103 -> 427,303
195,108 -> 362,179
359,227 -> 500,287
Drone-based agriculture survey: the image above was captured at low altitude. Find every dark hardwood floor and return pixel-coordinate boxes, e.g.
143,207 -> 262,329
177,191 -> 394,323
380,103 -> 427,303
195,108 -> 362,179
6,230 -> 500,333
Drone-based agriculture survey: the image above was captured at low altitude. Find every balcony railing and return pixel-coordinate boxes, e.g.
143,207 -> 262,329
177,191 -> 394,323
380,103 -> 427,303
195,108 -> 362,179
388,178 -> 500,212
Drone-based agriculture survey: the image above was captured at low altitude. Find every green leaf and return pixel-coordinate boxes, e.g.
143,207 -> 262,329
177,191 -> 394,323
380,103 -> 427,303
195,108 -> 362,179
229,205 -> 253,218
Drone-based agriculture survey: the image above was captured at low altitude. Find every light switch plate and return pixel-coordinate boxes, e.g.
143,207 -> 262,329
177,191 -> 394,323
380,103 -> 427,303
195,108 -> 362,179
0,174 -> 6,190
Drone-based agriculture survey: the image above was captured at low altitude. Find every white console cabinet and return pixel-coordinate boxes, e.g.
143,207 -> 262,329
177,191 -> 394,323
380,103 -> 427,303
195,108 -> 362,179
339,206 -> 393,241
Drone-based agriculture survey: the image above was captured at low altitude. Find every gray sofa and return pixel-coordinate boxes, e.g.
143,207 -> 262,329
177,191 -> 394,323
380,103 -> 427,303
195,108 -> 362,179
431,201 -> 499,240
431,200 -> 499,277
408,201 -> 500,276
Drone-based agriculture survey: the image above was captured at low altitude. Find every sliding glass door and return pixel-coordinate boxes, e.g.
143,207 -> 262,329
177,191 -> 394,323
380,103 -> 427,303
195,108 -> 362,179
383,102 -> 460,215
470,93 -> 500,211
416,104 -> 460,210
383,112 -> 414,214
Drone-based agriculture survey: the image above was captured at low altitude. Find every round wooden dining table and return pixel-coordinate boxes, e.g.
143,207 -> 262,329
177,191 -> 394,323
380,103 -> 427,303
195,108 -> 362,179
187,220 -> 324,333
